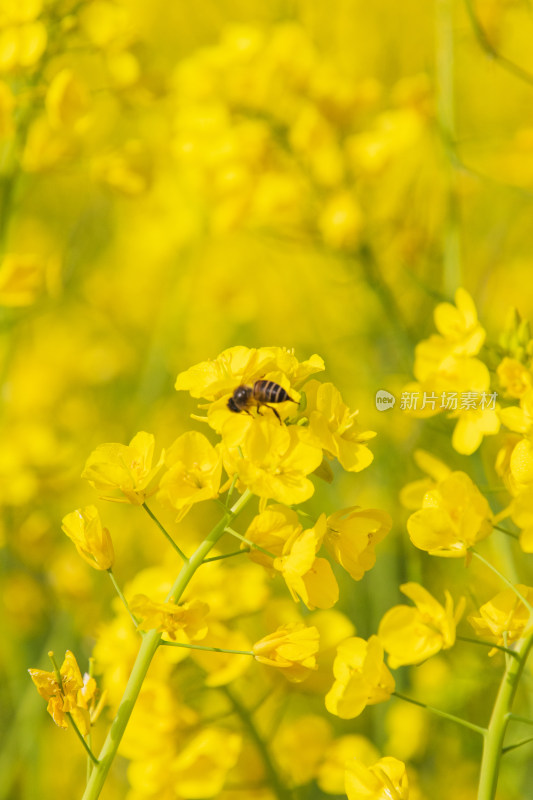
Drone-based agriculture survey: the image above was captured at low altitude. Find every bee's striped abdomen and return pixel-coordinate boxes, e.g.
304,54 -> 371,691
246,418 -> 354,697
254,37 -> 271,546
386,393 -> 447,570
253,380 -> 290,404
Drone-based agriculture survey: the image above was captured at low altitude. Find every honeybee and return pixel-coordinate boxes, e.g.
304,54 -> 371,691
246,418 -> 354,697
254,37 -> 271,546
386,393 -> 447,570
227,380 -> 298,424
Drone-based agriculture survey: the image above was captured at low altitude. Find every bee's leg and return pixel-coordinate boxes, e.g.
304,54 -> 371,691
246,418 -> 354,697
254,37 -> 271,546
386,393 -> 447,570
264,404 -> 283,425
244,408 -> 254,417
256,406 -> 263,415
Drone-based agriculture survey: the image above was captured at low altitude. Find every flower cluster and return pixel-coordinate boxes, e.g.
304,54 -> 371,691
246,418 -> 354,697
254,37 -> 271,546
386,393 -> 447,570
29,346 -> 394,799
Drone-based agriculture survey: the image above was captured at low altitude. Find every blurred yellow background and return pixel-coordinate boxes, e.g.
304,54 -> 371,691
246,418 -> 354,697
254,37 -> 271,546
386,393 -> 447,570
3,1 -> 533,798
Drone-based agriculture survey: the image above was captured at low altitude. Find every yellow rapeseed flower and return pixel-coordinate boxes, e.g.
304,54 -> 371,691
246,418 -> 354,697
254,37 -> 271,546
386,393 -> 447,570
325,506 -> 391,580
325,636 -> 395,719
272,715 -> 333,786
130,595 -> 210,641
175,345 -> 324,401
172,727 -> 242,798
497,357 -> 533,399
28,650 -> 103,735
243,504 -> 302,567
303,380 -> 375,472
45,68 -> 90,132
253,622 -> 320,682
378,582 -> 464,668
406,471 -> 492,557
274,514 -> 339,609
61,505 -> 114,570
468,585 -> 533,651
223,419 -> 323,505
0,253 -> 46,306
317,735 -> 380,795
157,431 -> 222,520
345,756 -> 409,800
82,431 -> 162,504
399,449 -> 451,510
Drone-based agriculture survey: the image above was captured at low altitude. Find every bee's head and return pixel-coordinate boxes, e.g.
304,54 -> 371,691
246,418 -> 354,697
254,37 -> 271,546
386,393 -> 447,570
227,397 -> 240,413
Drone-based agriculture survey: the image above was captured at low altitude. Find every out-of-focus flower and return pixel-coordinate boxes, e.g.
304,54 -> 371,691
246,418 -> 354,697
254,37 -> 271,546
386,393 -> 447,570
399,449 -> 451,510
415,288 -> 485,370
500,390 -> 533,436
384,701 -> 428,762
325,507 -> 391,580
0,80 -> 14,137
325,636 -> 395,719
157,431 -> 222,520
46,69 -> 90,132
319,191 -> 363,250
190,622 -> 252,686
406,471 -> 492,557
0,253 -> 46,306
497,357 -> 532,399
93,140 -> 153,196
61,505 -> 114,570
378,583 -> 464,667
28,650 -> 104,735
273,715 -> 333,786
303,380 -> 375,472
253,622 -> 319,682
345,756 -> 409,800
274,515 -> 339,609
130,595 -> 210,641
317,735 -> 379,795
468,585 -> 533,651
0,13 -> 47,73
82,431 -> 162,505
172,727 -> 242,798
510,490 -> 533,552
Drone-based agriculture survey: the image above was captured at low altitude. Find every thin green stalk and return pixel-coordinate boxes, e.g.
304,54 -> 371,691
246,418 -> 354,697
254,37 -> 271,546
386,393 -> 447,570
160,641 -> 253,656
456,634 -> 519,660
222,686 -> 293,800
142,503 -> 188,561
203,548 -> 250,563
502,736 -> 533,755
225,527 -> 276,559
477,632 -> 533,799
81,490 -> 252,800
492,525 -> 519,540
508,713 -> 533,727
393,692 -> 486,736
471,551 -> 533,616
67,713 -> 99,766
107,569 -> 139,628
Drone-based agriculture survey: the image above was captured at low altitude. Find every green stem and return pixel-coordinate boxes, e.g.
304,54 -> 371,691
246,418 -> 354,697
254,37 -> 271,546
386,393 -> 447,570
492,525 -> 519,540
160,641 -> 254,656
393,692 -> 486,736
508,714 -> 533,727
471,551 -> 533,616
225,527 -> 276,559
67,713 -> 99,766
477,632 -> 533,799
456,635 -> 519,660
107,569 -> 139,628
142,503 -> 188,561
203,548 -> 250,563
502,736 -> 533,755
81,490 -> 252,800
222,686 -> 293,800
